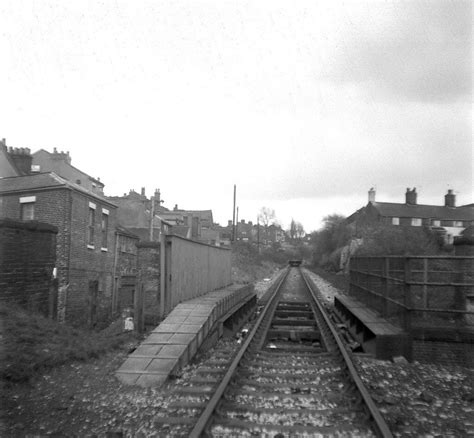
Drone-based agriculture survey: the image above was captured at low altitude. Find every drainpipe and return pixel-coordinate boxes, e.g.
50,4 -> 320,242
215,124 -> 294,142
112,231 -> 119,314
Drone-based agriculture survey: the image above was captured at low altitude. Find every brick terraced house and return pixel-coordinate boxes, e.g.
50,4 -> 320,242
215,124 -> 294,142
347,188 -> 474,244
0,172 -> 118,326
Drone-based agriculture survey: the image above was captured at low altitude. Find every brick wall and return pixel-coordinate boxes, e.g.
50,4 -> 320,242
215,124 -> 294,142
0,219 -> 57,316
0,188 -> 118,327
137,242 -> 160,324
66,191 -> 117,326
413,340 -> 473,368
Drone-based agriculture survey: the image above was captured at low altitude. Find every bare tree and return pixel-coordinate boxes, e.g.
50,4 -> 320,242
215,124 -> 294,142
295,221 -> 305,240
289,218 -> 297,241
258,206 -> 276,227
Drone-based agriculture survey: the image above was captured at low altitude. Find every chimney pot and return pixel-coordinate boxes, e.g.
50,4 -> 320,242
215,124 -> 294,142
405,187 -> 417,205
368,187 -> 376,203
445,190 -> 456,208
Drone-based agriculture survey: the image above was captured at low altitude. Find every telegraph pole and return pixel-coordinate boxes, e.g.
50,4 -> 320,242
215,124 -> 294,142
236,206 -> 239,241
257,217 -> 260,253
232,184 -> 236,242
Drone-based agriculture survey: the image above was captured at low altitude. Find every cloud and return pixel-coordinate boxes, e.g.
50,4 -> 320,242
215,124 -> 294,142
321,0 -> 472,103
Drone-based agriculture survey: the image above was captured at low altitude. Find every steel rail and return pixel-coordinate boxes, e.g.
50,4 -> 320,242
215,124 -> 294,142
188,267 -> 290,438
301,270 -> 394,438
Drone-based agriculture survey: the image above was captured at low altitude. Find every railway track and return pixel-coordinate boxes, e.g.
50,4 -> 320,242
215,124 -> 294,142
154,267 -> 393,437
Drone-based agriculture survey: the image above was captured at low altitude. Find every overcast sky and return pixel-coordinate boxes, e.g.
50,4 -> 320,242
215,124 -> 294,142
1,0 -> 472,231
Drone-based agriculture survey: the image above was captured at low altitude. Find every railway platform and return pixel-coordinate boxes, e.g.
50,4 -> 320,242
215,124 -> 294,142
116,283 -> 256,387
334,295 -> 412,360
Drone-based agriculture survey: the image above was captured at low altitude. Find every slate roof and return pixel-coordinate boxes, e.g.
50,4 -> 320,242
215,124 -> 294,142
32,149 -> 104,187
371,201 -> 473,221
115,225 -> 139,239
0,172 -> 117,207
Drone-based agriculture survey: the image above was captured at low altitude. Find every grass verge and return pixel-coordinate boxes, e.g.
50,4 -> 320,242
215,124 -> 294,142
0,303 -> 139,384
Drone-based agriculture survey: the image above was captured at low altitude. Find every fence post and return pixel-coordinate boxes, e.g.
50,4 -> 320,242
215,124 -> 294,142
422,258 -> 428,320
160,223 -> 167,319
382,257 -> 389,318
134,282 -> 145,333
403,257 -> 412,332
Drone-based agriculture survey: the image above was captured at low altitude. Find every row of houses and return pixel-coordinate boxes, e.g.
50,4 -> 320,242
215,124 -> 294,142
346,187 -> 473,244
0,139 -> 285,325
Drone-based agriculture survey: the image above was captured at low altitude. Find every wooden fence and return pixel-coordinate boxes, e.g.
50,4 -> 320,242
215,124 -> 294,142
161,235 -> 232,317
349,256 -> 474,331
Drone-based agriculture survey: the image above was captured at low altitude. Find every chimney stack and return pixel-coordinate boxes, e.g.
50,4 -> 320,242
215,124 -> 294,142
154,189 -> 161,204
141,187 -> 146,196
368,187 -> 376,203
9,147 -> 33,175
445,189 -> 456,208
228,220 -> 232,227
405,188 -> 417,205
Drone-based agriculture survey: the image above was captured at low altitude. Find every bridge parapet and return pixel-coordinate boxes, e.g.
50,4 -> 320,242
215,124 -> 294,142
348,255 -> 474,366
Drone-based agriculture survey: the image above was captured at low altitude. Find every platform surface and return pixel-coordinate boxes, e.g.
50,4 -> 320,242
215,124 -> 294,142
116,283 -> 254,387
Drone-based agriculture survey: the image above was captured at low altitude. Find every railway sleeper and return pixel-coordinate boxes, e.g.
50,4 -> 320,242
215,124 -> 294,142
236,370 -> 343,382
215,406 -> 360,428
274,309 -> 314,318
218,401 -> 354,417
266,329 -> 321,342
254,350 -> 326,359
276,302 -> 311,311
262,345 -> 323,354
271,318 -> 316,326
225,388 -> 347,402
210,418 -> 372,437
234,378 -> 342,392
240,361 -> 332,372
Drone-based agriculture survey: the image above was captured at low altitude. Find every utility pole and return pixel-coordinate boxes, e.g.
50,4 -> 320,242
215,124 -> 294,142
236,206 -> 239,241
257,218 -> 260,253
232,184 -> 236,242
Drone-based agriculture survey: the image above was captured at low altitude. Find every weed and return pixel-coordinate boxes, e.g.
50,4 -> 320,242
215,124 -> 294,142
0,302 -> 139,383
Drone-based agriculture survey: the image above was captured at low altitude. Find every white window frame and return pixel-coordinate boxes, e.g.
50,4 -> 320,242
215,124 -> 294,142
87,204 -> 96,248
392,217 -> 400,225
453,221 -> 463,227
432,220 -> 441,227
411,218 -> 422,226
20,196 -> 36,220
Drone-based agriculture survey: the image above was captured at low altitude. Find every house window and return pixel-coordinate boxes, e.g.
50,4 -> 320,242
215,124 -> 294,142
411,218 -> 422,226
432,220 -> 440,227
88,203 -> 96,247
20,196 -> 36,220
392,217 -> 399,225
101,209 -> 109,250
454,221 -> 463,227
21,203 -> 35,220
